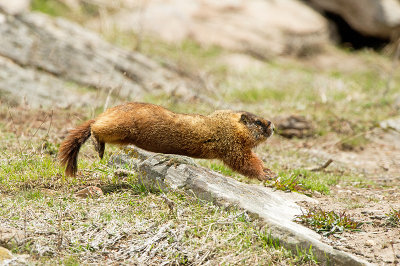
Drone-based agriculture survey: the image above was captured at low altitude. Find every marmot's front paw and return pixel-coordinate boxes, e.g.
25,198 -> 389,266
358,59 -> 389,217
259,168 -> 277,181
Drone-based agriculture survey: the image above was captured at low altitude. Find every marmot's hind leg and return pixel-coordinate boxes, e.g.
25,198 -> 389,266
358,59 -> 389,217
97,142 -> 105,159
91,134 -> 105,159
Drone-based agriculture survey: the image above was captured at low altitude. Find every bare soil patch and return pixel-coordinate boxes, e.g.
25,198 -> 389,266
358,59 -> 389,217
288,128 -> 400,264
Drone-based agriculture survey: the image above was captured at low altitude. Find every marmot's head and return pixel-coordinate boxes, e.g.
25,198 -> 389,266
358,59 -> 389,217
239,112 -> 274,145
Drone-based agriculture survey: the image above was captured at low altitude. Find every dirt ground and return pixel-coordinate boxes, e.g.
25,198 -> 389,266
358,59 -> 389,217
292,128 -> 400,264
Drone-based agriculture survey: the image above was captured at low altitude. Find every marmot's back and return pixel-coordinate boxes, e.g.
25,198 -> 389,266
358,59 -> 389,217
92,103 -> 214,157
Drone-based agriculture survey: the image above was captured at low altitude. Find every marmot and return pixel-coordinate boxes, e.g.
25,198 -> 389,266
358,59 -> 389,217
59,102 -> 275,180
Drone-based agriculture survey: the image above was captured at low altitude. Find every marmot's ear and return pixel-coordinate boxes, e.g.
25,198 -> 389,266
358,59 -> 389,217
240,113 -> 251,124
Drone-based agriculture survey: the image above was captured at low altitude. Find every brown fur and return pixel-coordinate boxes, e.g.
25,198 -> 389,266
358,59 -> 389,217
59,102 -> 274,180
59,119 -> 96,176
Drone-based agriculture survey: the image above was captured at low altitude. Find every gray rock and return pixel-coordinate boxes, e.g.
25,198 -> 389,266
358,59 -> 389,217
380,117 -> 400,132
95,0 -> 330,58
0,0 -> 30,15
0,10 -> 197,108
110,146 -> 372,265
308,0 -> 400,39
0,246 -> 13,262
75,186 -> 104,198
0,55 -> 94,108
0,227 -> 26,249
274,115 -> 315,138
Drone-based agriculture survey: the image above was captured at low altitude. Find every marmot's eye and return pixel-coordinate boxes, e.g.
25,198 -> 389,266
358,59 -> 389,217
255,120 -> 263,126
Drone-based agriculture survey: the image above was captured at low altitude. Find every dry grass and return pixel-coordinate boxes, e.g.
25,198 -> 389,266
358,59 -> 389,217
0,105 -> 318,265
1,189 -> 315,265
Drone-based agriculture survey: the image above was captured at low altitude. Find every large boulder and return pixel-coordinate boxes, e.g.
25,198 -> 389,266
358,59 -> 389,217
91,0 -> 330,58
0,9 -> 196,108
0,55 -> 94,108
0,0 -> 30,15
308,0 -> 400,39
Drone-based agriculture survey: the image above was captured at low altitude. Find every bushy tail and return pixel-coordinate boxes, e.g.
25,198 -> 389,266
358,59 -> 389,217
59,119 -> 95,176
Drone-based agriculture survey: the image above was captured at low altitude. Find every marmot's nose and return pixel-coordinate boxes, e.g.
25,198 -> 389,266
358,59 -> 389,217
267,121 -> 274,131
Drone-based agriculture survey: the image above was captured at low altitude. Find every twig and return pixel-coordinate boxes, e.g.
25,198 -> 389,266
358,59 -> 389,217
391,239 -> 398,265
103,87 -> 116,112
203,221 -> 235,243
195,250 -> 211,266
135,0 -> 148,52
384,37 -> 400,96
160,194 -> 175,213
27,112 -> 50,154
311,159 -> 333,172
57,203 -> 63,251
29,114 -> 48,141
321,128 -> 375,149
7,106 -> 23,156
46,110 -> 54,137
24,211 -> 28,240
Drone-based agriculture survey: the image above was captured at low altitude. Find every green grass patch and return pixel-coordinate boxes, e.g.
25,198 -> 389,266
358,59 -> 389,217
230,87 -> 287,103
274,169 -> 341,195
271,174 -> 307,194
295,245 -> 319,264
338,135 -> 370,151
31,0 -> 103,23
295,207 -> 363,236
31,0 -> 70,17
0,132 -> 126,193
61,255 -> 80,266
198,160 -> 236,177
22,189 -> 46,200
386,208 -> 400,227
0,153 -> 61,190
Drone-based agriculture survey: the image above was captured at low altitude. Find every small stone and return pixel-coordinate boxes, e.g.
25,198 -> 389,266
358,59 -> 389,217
0,228 -> 25,248
274,115 -> 314,138
338,190 -> 352,194
41,188 -> 57,196
0,246 -> 13,261
380,117 -> 400,132
75,186 -> 104,198
114,168 -> 135,177
365,240 -> 375,247
394,96 -> 400,110
0,0 -> 30,15
370,215 -> 385,220
313,191 -> 322,196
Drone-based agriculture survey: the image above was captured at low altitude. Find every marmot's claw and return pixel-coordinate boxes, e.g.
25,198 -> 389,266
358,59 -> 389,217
260,168 -> 277,181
